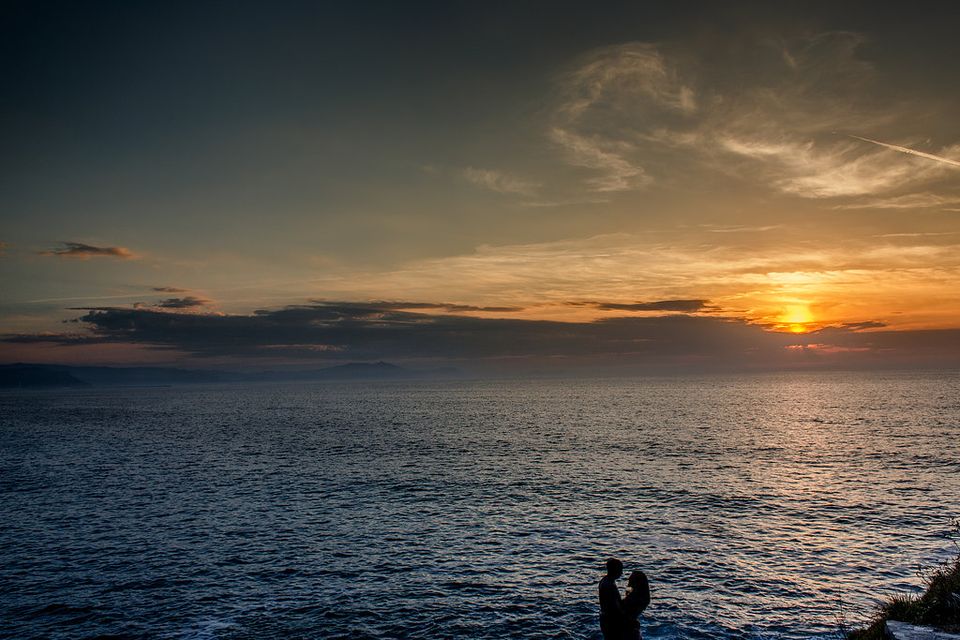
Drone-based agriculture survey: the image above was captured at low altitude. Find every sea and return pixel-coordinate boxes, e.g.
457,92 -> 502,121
2,371 -> 959,639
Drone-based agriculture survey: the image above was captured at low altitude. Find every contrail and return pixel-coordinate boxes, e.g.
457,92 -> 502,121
848,134 -> 960,169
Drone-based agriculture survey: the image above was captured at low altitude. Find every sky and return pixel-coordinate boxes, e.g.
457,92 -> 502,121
2,0 -> 959,372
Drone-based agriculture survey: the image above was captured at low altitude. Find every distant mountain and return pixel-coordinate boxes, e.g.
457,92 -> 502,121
0,364 -> 242,387
305,361 -> 410,379
0,364 -> 89,388
0,361 -> 448,388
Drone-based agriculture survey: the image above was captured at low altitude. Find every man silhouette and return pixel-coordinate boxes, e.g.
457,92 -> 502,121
598,558 -> 624,639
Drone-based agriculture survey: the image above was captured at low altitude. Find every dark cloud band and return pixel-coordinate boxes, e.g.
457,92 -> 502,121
4,301 -> 956,367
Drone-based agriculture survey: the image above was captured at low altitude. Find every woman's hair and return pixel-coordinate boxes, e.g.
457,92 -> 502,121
626,570 -> 648,592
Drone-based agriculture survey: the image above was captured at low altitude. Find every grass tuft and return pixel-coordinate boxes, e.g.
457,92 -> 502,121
848,520 -> 960,639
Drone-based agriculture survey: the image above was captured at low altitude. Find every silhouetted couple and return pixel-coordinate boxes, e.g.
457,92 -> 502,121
598,558 -> 650,640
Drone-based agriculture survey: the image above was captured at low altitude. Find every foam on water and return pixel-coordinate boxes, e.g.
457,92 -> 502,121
1,371 -> 958,639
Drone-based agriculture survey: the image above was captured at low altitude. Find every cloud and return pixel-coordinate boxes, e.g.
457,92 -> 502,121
304,231 -> 960,332
331,300 -> 525,313
548,128 -> 651,192
4,301 -> 957,369
548,33 -> 958,201
549,42 -> 693,192
0,302 -> 795,361
837,321 -> 887,331
39,242 -> 136,260
156,296 -> 210,309
693,33 -> 954,198
874,232 -> 958,239
834,192 -> 960,210
701,225 -> 782,234
519,196 -> 611,208
716,136 -> 950,198
461,168 -> 540,197
571,299 -> 712,313
847,135 -> 960,169
2,332 -> 107,346
152,286 -> 189,293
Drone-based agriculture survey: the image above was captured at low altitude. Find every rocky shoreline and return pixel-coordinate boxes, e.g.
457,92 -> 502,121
848,546 -> 960,640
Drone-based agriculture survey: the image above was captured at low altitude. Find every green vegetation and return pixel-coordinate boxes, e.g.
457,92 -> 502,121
848,521 -> 960,639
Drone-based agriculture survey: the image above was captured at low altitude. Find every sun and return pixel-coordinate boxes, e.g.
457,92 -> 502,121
782,304 -> 814,333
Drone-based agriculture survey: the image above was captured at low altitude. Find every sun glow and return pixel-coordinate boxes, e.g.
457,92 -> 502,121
782,304 -> 815,333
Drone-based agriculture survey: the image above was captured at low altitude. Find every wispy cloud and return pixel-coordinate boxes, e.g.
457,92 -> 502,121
548,128 -> 651,192
701,224 -> 783,234
39,242 -> 137,260
834,192 -> 960,210
519,196 -> 610,208
461,167 -> 540,196
848,135 -> 960,169
546,33 -> 958,202
874,232 -> 958,238
550,42 -> 692,193
152,286 -> 189,293
723,137 -> 955,198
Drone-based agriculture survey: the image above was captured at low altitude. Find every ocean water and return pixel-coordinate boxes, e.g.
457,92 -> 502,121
2,371 -> 959,639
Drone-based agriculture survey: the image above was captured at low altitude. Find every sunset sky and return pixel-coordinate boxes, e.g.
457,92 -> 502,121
2,1 -> 959,371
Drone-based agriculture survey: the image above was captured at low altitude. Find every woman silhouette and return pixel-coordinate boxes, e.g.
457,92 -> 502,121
621,570 -> 650,640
